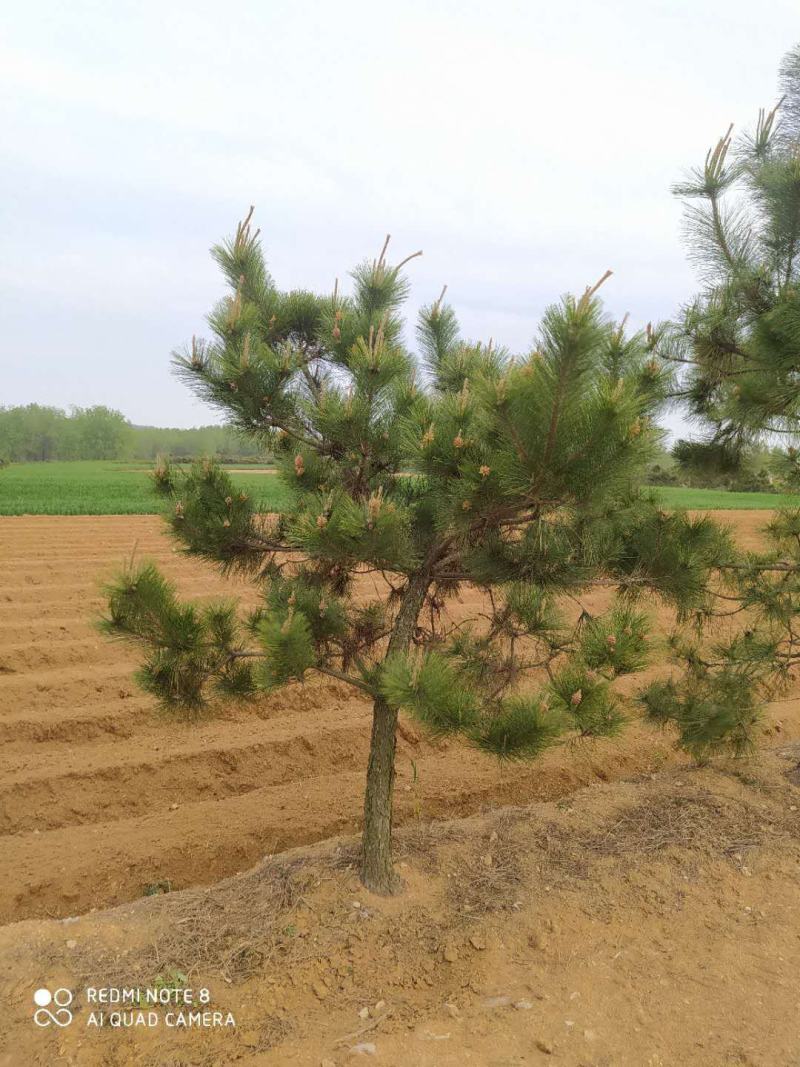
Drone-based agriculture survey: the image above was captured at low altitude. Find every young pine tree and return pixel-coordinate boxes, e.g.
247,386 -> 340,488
103,211 -> 768,894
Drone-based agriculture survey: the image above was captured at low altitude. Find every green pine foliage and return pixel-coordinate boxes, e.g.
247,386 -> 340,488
100,210 -> 798,752
379,651 -> 481,735
100,563 -> 254,709
579,604 -> 650,676
640,671 -> 762,762
643,44 -> 800,765
255,611 -> 316,691
470,695 -> 564,761
548,662 -> 626,739
662,44 -> 800,474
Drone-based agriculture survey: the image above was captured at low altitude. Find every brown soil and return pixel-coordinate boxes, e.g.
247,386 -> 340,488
2,511 -> 800,1065
0,511 -> 797,928
1,745 -> 799,1066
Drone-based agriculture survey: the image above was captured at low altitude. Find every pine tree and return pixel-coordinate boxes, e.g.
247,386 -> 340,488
637,42 -> 800,765
662,44 -> 800,472
101,210 -> 791,895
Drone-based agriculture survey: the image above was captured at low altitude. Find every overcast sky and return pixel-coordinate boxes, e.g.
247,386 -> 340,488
2,1 -> 798,432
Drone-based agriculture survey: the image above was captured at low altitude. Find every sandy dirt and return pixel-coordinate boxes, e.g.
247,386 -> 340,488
1,745 -> 799,1066
0,511 -> 798,928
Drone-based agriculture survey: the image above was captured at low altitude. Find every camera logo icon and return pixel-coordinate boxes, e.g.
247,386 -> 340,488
33,988 -> 74,1027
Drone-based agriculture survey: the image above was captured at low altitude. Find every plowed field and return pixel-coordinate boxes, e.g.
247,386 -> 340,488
2,512 -> 798,925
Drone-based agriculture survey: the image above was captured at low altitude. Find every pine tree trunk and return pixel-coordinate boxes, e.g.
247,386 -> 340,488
360,695 -> 401,893
360,572 -> 430,894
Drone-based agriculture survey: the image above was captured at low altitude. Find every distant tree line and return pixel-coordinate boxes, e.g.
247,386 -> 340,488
646,441 -> 791,493
0,405 -> 265,464
129,424 -> 263,462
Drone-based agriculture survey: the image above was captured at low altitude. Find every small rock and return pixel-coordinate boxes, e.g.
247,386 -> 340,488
444,1002 -> 461,1019
65,939 -> 77,949
443,945 -> 459,963
584,1028 -> 597,1042
469,934 -> 486,951
349,1042 -> 376,1056
169,802 -> 179,811
529,931 -> 549,951
535,1038 -> 554,1054
481,853 -> 493,868
352,901 -> 362,909
312,980 -> 330,1000
240,1030 -> 260,1048
358,1007 -> 369,1019
513,999 -> 533,1010
489,830 -> 498,842
373,1000 -> 387,1014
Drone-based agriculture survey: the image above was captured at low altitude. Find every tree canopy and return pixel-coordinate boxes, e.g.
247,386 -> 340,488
99,207 -> 800,891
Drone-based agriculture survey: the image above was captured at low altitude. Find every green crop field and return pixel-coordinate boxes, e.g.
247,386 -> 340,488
648,486 -> 800,510
2,462 -> 800,516
0,461 -> 294,516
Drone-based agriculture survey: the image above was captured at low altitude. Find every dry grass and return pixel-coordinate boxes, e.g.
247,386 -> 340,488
584,790 -> 766,857
527,778 -> 800,890
446,824 -> 527,917
150,859 -> 316,982
68,857 -> 318,989
394,819 -> 468,873
328,839 -> 360,871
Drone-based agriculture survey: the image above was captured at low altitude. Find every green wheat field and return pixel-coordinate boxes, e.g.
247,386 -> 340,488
0,462 -> 294,516
1,461 -> 799,516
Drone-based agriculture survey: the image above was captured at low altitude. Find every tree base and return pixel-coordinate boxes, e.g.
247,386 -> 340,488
359,862 -> 403,897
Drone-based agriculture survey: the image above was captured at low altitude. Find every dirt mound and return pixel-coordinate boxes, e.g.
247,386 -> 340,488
1,512 -> 798,925
2,745 -> 799,1066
